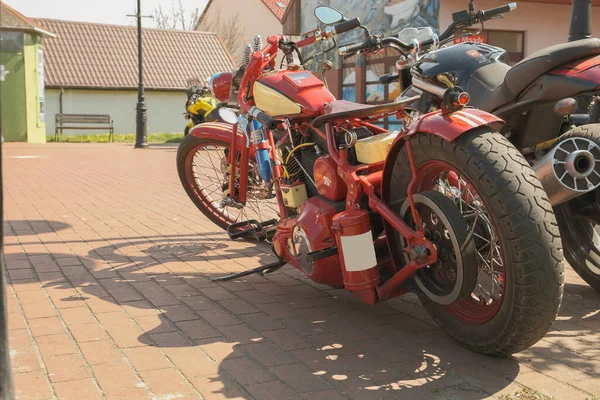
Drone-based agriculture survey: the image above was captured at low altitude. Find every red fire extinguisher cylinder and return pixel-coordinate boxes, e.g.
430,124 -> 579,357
332,210 -> 380,292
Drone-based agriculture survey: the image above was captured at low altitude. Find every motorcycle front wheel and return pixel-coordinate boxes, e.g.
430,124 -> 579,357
386,128 -> 564,356
177,134 -> 280,231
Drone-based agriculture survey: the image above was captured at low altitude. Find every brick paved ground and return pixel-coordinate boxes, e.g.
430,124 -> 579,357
2,143 -> 599,400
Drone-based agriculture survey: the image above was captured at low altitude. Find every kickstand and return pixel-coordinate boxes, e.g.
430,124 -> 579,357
211,259 -> 286,282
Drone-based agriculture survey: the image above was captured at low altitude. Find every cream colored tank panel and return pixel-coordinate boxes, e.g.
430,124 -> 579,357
253,81 -> 302,117
355,131 -> 400,164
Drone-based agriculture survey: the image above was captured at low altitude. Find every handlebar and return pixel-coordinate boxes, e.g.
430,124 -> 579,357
380,73 -> 400,85
256,112 -> 280,131
339,39 -> 372,56
249,107 -> 280,130
334,18 -> 361,35
340,3 -> 516,59
297,17 -> 362,48
481,3 -> 516,20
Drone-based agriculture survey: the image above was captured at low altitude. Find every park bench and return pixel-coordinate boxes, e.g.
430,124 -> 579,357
55,114 -> 114,142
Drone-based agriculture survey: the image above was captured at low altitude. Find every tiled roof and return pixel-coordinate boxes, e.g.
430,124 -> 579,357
261,0 -> 289,22
0,2 -> 54,36
36,19 -> 234,90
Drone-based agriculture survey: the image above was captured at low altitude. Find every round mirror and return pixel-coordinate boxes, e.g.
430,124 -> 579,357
218,107 -> 238,125
314,6 -> 344,25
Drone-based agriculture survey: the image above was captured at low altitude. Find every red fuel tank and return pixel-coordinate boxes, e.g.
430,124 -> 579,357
254,70 -> 335,117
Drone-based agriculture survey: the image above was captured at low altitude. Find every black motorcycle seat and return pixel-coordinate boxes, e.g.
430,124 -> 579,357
504,38 -> 600,97
467,38 -> 600,112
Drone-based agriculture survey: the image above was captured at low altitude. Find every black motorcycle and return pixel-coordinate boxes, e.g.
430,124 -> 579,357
365,1 -> 600,290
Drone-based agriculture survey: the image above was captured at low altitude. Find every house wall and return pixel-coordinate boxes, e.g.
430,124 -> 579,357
45,89 -> 188,135
197,0 -> 283,63
440,0 -> 600,56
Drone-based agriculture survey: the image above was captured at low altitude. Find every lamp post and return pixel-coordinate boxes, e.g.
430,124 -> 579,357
0,122 -> 14,398
134,0 -> 148,148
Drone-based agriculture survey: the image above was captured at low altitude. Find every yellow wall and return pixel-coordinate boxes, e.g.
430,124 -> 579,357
23,34 -> 45,143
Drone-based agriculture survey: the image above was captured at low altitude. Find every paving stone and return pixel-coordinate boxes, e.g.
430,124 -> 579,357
13,371 -> 53,400
5,144 -> 600,400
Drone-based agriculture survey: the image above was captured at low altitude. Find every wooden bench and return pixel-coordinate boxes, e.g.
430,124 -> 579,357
55,114 -> 114,142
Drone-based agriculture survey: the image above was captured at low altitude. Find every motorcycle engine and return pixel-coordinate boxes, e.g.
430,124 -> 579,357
286,197 -> 345,287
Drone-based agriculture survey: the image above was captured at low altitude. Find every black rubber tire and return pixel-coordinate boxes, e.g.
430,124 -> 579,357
177,134 -> 231,231
184,126 -> 191,137
386,128 -> 564,356
553,124 -> 600,291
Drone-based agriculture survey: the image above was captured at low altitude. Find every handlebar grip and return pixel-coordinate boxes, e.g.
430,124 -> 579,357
482,3 -> 516,20
379,74 -> 399,85
255,112 -> 279,130
339,40 -> 371,56
334,18 -> 361,35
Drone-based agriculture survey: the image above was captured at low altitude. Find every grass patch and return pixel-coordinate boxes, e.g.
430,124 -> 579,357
47,133 -> 184,144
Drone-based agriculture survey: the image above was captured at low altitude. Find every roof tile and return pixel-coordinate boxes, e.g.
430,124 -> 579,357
36,18 -> 234,90
261,0 -> 289,22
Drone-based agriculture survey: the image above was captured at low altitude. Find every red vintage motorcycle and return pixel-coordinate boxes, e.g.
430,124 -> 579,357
177,6 -> 564,355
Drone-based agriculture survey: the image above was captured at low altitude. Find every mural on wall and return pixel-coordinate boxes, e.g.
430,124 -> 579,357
301,0 -> 440,102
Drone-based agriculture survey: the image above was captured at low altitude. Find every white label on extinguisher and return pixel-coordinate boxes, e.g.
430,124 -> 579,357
340,231 -> 377,272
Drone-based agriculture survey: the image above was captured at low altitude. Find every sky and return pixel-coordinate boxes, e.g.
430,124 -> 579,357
6,0 -> 209,27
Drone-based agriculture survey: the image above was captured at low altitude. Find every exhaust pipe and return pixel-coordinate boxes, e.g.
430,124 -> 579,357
569,0 -> 592,42
534,136 -> 600,206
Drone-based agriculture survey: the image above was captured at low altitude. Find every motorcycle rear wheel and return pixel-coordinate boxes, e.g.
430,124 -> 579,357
386,128 -> 564,355
552,124 -> 600,292
555,203 -> 600,291
177,134 -> 280,231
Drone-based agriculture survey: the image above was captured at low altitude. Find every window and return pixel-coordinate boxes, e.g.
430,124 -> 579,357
341,55 -> 358,103
460,30 -> 525,64
340,49 -> 404,130
487,30 -> 525,64
0,31 -> 24,52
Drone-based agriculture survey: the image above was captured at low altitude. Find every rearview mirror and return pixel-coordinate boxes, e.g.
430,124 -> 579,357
315,6 -> 344,25
219,107 -> 238,125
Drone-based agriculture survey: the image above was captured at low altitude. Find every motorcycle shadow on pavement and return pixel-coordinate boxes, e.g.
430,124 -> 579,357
7,221 -> 598,399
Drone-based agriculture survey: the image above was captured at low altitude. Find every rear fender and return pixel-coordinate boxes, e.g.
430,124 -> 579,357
190,122 -> 252,155
404,108 -> 504,141
382,108 -> 504,202
551,54 -> 600,85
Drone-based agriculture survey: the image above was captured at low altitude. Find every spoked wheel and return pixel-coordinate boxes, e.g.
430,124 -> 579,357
555,197 -> 600,291
386,128 -> 564,355
177,134 -> 280,231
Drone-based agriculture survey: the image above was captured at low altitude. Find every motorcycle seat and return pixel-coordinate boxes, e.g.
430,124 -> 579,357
313,97 -> 420,128
504,38 -> 600,97
467,38 -> 600,112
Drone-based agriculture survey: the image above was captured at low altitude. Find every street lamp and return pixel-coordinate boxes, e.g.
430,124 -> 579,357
131,0 -> 149,148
